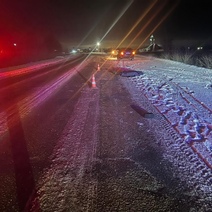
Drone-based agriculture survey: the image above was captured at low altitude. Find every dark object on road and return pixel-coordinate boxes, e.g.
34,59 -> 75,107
131,104 -> 154,118
120,70 -> 143,77
108,67 -> 143,77
117,48 -> 135,60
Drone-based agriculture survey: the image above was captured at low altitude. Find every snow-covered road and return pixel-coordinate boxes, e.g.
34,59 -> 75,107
26,55 -> 212,211
1,55 -> 212,211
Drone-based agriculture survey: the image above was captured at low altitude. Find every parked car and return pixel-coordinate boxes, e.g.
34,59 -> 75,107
117,48 -> 135,60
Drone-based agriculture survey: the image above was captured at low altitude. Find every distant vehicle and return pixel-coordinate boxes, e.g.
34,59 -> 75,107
117,48 -> 135,60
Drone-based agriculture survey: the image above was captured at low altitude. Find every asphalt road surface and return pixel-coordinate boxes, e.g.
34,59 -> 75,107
0,55 -> 211,212
0,54 -> 94,211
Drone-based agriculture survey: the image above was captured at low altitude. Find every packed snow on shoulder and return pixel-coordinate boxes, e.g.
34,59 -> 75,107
117,56 -> 212,166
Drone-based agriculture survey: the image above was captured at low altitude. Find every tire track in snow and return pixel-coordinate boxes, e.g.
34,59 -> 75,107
120,73 -> 212,209
27,87 -> 99,212
124,71 -> 212,170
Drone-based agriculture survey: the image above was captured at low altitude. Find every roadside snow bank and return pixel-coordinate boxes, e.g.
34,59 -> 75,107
117,57 -> 212,168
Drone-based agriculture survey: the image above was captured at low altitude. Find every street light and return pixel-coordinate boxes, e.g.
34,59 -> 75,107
96,42 -> 100,52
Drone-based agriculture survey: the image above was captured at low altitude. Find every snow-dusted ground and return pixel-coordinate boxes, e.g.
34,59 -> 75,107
117,56 -> 212,167
25,55 -> 212,211
1,55 -> 212,211
28,88 -> 100,211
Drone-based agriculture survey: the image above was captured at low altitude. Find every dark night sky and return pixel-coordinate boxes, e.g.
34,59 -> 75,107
0,0 -> 211,49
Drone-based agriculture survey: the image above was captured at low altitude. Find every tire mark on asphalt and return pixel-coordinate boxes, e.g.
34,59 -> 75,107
27,87 -> 100,212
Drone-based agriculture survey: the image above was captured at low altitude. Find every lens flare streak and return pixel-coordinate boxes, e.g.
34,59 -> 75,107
0,57 -> 90,140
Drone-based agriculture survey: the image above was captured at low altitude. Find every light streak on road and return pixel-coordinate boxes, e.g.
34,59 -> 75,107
0,58 -> 89,140
0,59 -> 64,79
